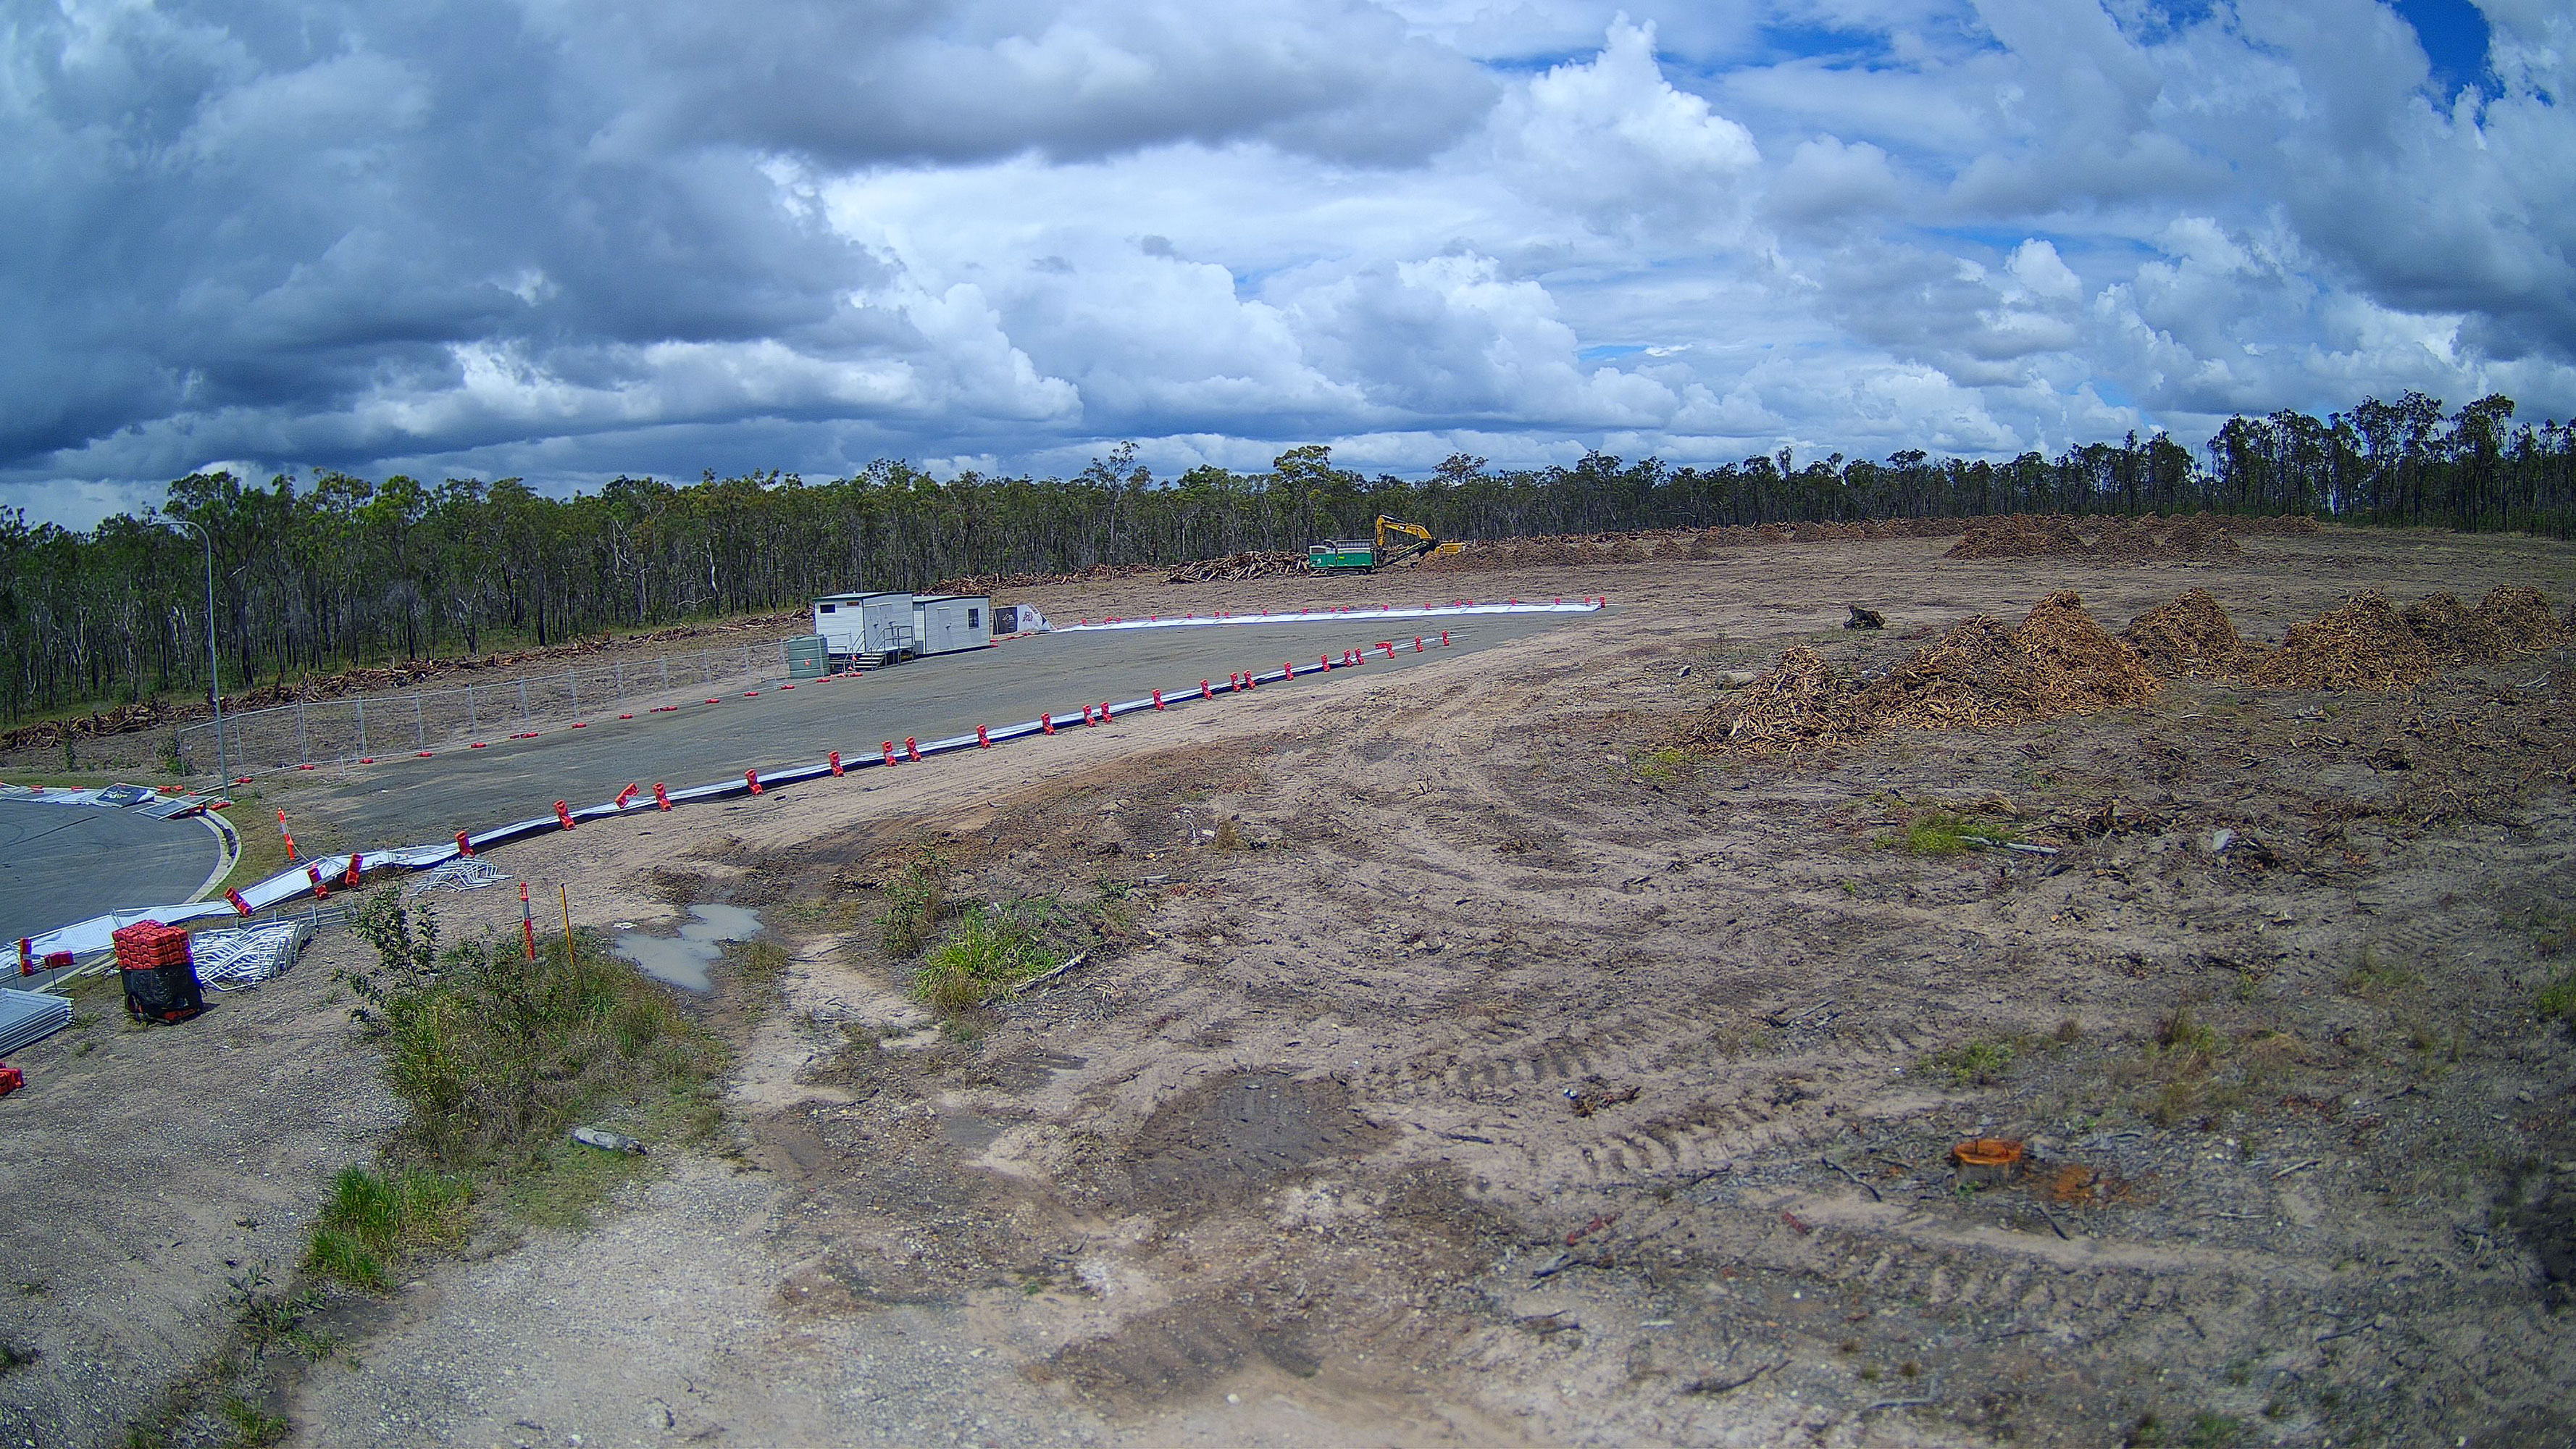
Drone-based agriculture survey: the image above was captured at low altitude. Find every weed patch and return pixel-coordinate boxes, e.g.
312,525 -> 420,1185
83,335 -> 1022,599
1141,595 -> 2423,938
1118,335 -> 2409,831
1890,809 -> 2021,856
301,1167 -> 469,1292
1923,1038 -> 2020,1087
913,905 -> 1065,1012
879,848 -> 949,958
2539,967 -> 2576,1033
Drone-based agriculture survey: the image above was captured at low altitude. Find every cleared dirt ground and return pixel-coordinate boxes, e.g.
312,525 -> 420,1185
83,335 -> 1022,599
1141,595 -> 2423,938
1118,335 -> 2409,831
13,527 -> 2576,1448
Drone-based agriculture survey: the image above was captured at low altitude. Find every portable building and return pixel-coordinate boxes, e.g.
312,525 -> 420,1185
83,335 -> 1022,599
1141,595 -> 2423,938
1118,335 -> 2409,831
911,595 -> 992,656
811,592 -> 916,659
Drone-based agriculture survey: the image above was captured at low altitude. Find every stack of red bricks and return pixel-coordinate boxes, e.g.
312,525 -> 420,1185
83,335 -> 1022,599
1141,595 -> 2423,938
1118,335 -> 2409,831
111,920 -> 192,972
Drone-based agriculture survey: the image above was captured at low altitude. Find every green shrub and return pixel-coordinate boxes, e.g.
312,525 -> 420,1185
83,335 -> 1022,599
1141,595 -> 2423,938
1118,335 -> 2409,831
346,889 -> 722,1182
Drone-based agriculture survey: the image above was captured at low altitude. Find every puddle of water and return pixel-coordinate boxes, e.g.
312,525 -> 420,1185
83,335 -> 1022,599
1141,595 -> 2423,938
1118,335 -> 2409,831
613,903 -> 763,993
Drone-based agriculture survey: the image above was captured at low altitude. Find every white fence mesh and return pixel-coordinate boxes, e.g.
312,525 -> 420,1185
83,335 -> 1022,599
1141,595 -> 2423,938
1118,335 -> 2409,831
176,640 -> 794,773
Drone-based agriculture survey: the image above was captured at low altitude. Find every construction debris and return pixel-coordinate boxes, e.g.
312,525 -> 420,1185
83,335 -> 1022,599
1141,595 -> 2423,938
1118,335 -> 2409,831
0,988 -> 72,1056
1163,551 -> 1306,584
1844,605 -> 1885,630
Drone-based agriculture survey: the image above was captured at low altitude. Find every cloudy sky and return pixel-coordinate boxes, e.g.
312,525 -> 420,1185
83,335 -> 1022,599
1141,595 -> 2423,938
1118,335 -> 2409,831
4,0 -> 2568,525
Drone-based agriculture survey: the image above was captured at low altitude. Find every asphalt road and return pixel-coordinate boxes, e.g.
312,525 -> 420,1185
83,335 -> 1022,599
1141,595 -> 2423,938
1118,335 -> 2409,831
296,611 -> 1589,845
0,801 -> 221,945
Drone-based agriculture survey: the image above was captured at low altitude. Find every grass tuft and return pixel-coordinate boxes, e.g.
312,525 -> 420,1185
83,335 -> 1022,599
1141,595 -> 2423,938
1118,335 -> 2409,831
301,1167 -> 469,1291
1923,1038 -> 2018,1087
912,906 -> 1065,1013
879,849 -> 948,958
1893,809 -> 2020,856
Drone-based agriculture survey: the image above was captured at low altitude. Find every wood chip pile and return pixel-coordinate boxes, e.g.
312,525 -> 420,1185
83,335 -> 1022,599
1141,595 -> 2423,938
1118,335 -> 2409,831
2399,592 -> 2503,665
1695,591 -> 2159,753
2118,588 -> 2254,678
2251,590 -> 2438,691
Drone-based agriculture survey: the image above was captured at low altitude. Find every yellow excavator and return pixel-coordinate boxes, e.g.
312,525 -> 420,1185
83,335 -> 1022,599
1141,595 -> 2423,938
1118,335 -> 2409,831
1305,517 -> 1463,572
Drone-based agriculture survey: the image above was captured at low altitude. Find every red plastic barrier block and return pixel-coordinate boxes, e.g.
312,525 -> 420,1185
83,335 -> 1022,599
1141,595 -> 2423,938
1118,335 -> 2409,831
829,751 -> 843,776
619,713 -> 632,719
905,737 -> 920,761
470,742 -> 488,748
553,801 -> 577,830
882,740 -> 898,765
780,684 -> 794,690
456,831 -> 474,858
745,769 -> 762,795
571,722 -> 585,728
976,725 -> 990,748
744,690 -> 759,697
0,1065 -> 21,1097
653,783 -> 672,811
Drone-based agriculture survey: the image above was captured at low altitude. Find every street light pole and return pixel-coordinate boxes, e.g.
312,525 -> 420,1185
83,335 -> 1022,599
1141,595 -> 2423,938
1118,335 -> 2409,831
167,519 -> 228,787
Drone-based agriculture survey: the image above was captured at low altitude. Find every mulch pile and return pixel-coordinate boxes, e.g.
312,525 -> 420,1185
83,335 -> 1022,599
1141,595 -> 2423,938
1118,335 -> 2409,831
2475,585 -> 2568,653
1696,591 -> 2159,753
2399,592 -> 2501,664
2251,590 -> 2437,691
1947,512 -> 2249,563
2119,588 -> 2254,677
1944,515 -> 2093,560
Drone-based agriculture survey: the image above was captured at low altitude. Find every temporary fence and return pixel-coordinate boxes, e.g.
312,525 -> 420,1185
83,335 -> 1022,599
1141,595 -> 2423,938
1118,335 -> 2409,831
174,638 -> 801,774
20,596 -> 1604,972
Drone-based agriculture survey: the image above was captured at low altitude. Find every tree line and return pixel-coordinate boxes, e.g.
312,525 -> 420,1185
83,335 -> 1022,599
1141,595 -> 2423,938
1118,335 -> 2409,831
5,389 -> 2569,723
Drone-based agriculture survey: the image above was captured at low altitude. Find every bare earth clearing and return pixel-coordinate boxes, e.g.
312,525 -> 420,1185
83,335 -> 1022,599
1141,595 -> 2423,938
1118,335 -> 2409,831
8,528 -> 2576,1448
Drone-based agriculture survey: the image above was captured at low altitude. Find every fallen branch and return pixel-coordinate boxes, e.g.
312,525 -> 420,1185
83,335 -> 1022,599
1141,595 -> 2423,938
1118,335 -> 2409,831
1008,950 -> 1091,997
1961,835 -> 2058,856
1821,1156 -> 1883,1203
1680,1360 -> 1781,1396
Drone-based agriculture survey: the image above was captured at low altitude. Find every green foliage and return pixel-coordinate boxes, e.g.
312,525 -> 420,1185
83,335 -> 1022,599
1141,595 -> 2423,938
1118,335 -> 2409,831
301,1167 -> 470,1292
1894,809 -> 2022,856
1923,1039 -> 2018,1087
879,849 -> 948,959
215,1398 -> 287,1448
348,890 -> 721,1184
913,906 -> 1064,1014
2541,969 -> 2576,1032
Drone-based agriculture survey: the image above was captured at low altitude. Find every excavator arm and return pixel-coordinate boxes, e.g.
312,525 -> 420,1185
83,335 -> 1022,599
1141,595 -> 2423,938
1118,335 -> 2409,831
1373,516 -> 1461,567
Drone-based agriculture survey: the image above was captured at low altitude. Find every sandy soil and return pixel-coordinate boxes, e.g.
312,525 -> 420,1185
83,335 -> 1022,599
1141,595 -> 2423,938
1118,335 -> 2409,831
18,526 -> 2576,1448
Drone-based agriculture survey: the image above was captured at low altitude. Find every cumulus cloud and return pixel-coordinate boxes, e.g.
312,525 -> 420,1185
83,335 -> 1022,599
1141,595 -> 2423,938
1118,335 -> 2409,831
2,1 -> 2571,527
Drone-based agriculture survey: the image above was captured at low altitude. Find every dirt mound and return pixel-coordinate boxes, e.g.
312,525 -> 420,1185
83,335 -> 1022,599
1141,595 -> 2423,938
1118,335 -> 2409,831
1944,515 -> 2091,560
2474,587 -> 2566,653
2120,589 -> 2253,677
1163,551 -> 1305,584
929,561 -> 1165,593
1699,593 -> 2157,751
2088,516 -> 2166,560
2400,592 -> 2502,664
2252,591 -> 2436,691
